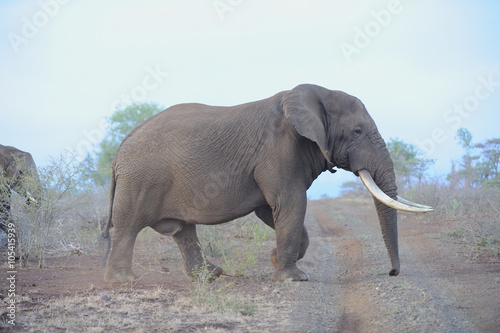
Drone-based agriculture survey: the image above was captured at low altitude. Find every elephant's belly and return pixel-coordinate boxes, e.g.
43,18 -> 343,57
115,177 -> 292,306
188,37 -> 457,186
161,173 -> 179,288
168,188 -> 266,225
151,219 -> 183,236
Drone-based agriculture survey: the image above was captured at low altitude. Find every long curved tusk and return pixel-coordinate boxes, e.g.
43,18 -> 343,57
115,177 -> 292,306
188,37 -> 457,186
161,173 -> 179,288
397,196 -> 432,210
358,170 -> 433,213
26,191 -> 38,204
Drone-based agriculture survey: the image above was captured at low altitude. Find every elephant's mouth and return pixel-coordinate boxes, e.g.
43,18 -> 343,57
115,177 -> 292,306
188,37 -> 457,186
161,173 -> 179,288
358,170 -> 433,213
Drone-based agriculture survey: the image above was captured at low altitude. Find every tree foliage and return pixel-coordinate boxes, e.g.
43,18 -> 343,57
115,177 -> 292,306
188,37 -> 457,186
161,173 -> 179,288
449,128 -> 500,188
387,138 -> 435,189
93,102 -> 162,185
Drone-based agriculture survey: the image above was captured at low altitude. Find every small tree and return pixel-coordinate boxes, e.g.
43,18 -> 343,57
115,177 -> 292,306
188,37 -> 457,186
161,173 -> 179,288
387,138 -> 434,189
454,128 -> 480,188
11,152 -> 94,267
92,102 -> 163,185
475,138 -> 500,185
451,128 -> 500,188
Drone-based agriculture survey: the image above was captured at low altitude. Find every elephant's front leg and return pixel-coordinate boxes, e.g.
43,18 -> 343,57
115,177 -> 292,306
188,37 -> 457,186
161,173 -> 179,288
255,205 -> 310,270
270,225 -> 309,270
272,196 -> 309,282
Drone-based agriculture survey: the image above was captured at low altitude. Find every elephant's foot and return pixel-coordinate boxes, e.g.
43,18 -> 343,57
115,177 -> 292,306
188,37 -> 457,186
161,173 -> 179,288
272,265 -> 308,282
188,261 -> 223,282
104,267 -> 137,283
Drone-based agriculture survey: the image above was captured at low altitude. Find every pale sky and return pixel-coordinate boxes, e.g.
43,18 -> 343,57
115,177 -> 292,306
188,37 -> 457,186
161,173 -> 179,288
1,0 -> 499,198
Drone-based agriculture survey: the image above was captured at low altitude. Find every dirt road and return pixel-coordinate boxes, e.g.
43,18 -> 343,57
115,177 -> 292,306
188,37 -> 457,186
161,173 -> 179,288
2,197 -> 499,332
288,198 -> 499,332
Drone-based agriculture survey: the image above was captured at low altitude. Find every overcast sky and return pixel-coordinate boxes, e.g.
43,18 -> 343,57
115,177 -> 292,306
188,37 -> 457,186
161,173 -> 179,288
1,0 -> 499,198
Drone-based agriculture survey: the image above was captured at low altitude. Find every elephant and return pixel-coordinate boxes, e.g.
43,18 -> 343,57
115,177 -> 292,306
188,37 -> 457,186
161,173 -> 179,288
102,84 -> 431,283
0,144 -> 41,238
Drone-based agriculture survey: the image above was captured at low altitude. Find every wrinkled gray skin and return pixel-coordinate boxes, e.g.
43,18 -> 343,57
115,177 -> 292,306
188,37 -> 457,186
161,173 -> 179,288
0,144 -> 41,236
103,84 -> 399,283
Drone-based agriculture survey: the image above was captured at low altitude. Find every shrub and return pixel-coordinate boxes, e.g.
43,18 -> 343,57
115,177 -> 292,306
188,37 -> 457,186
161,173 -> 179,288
9,152 -> 97,267
401,179 -> 500,260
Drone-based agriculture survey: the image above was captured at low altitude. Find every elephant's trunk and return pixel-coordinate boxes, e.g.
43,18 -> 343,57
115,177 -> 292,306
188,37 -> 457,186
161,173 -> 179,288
372,158 -> 400,275
355,148 -> 400,276
357,153 -> 432,275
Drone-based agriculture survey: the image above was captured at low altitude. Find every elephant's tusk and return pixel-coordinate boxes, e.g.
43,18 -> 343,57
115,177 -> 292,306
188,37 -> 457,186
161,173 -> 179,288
397,196 -> 432,210
26,192 -> 38,204
358,170 -> 433,213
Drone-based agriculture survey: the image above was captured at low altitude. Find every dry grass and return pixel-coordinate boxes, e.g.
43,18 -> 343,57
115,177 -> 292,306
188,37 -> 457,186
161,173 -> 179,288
13,273 -> 291,333
17,288 -> 245,332
401,180 -> 500,261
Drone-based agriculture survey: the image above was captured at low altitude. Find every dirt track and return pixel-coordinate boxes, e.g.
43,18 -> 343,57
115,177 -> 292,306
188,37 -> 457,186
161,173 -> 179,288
289,198 -> 499,332
2,197 -> 499,332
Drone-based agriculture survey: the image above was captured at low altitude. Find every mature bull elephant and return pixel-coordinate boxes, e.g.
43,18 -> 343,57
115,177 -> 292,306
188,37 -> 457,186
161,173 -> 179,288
0,144 -> 41,236
102,84 -> 431,283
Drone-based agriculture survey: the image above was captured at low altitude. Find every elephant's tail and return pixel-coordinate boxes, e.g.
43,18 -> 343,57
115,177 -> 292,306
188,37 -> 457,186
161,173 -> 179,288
100,167 -> 116,266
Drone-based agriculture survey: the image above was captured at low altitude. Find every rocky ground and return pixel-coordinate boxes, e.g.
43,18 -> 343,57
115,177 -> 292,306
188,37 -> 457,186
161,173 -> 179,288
1,197 -> 499,332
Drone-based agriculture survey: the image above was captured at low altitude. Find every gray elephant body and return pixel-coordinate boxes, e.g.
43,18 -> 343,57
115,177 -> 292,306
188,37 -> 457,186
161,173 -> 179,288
115,93 -> 319,225
0,144 -> 41,236
104,84 -> 401,283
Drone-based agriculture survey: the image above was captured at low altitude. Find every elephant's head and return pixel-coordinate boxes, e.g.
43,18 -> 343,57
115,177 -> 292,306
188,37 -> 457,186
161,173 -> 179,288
282,84 -> 431,276
0,145 -> 42,206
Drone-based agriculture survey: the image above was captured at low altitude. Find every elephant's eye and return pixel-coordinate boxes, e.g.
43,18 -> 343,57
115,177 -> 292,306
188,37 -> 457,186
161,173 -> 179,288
352,128 -> 362,138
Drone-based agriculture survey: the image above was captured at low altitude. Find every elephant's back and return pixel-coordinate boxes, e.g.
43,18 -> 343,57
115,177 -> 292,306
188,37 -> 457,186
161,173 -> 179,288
112,103 -> 246,180
112,94 -> 284,183
115,103 -> 239,160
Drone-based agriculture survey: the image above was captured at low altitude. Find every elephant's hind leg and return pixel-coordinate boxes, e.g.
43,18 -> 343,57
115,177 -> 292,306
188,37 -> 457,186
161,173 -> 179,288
173,223 -> 223,281
104,228 -> 140,283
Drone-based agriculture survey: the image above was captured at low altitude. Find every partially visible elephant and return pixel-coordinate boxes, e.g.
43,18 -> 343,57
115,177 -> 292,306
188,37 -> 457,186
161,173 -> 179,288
102,84 -> 431,283
0,144 -> 41,236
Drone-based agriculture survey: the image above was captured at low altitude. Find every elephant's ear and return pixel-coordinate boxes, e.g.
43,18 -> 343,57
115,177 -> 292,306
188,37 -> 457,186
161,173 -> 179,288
282,85 -> 334,170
